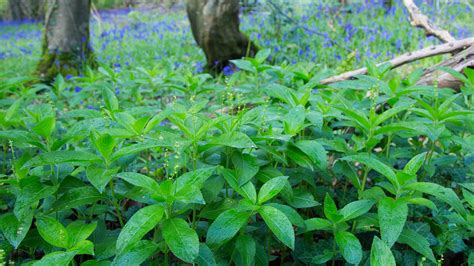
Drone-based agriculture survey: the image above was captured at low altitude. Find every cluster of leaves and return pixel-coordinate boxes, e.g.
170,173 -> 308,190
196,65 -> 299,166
0,50 -> 474,265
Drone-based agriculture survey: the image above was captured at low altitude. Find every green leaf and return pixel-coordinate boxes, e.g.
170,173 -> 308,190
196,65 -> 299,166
32,116 -> 56,138
117,172 -> 161,197
14,182 -> 59,220
370,236 -> 396,266
255,48 -> 271,63
378,197 -> 408,247
102,86 -> 119,111
143,109 -> 172,134
23,151 -> 101,169
5,97 -> 23,121
91,132 -> 116,160
294,140 -> 327,170
398,228 -> 436,263
32,251 -> 77,266
230,59 -> 257,74
196,244 -> 216,266
404,182 -> 465,215
283,105 -> 306,135
343,154 -> 398,188
112,240 -> 159,266
207,209 -> 251,248
235,235 -> 256,266
116,204 -> 164,252
339,200 -> 375,222
162,218 -> 199,263
66,221 -> 97,248
268,203 -> 305,228
0,212 -> 33,248
70,240 -> 95,255
86,166 -> 119,193
304,218 -> 332,232
221,168 -> 257,202
257,176 -> 288,204
36,215 -> 69,248
335,231 -> 362,265
334,106 -> 370,132
324,193 -> 342,222
112,140 -> 174,161
54,186 -> 103,211
210,132 -> 256,149
175,166 -> 217,192
258,205 -> 295,249
403,152 -> 427,175
232,153 -> 259,186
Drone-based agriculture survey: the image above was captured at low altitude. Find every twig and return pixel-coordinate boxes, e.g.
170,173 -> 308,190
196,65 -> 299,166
402,0 -> 456,43
319,37 -> 474,85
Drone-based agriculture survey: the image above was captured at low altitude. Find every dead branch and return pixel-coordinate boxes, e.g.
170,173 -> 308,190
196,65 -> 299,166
402,0 -> 456,43
418,45 -> 474,89
319,37 -> 474,85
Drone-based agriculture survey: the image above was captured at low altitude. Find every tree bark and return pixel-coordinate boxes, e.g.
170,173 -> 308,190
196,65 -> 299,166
7,0 -> 46,20
37,0 -> 96,81
186,0 -> 258,73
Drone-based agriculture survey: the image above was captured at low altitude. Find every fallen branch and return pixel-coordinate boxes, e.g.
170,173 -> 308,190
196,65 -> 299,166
402,0 -> 456,43
319,37 -> 474,85
418,45 -> 474,89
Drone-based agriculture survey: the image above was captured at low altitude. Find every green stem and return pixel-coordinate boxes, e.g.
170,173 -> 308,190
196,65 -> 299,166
109,179 -> 124,227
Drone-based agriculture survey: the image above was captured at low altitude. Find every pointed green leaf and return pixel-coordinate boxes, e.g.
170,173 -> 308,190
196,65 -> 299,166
162,218 -> 199,263
258,205 -> 295,250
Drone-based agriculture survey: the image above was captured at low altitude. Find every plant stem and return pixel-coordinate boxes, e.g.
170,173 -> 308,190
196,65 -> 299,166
109,179 -> 124,227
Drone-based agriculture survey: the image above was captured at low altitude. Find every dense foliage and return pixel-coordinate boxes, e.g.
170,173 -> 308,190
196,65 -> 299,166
1,1 -> 474,265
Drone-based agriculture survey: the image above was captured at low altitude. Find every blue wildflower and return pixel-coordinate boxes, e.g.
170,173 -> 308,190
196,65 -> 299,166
223,66 -> 234,76
74,86 -> 82,93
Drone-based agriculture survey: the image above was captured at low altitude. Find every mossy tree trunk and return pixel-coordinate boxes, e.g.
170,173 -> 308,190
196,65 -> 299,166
186,0 -> 258,73
37,0 -> 96,81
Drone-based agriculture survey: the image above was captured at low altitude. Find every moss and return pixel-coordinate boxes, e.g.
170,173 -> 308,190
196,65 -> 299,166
35,16 -> 97,82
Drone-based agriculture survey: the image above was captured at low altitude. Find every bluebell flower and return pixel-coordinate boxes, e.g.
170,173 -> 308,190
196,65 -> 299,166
223,66 -> 234,76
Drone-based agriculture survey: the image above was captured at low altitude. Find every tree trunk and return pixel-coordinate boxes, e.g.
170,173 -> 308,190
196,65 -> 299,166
186,0 -> 258,73
37,0 -> 96,81
8,0 -> 46,20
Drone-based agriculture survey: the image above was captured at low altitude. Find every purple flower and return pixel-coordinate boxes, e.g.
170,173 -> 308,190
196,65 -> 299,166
115,87 -> 120,95
74,86 -> 82,93
223,65 -> 234,76
65,74 -> 73,80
